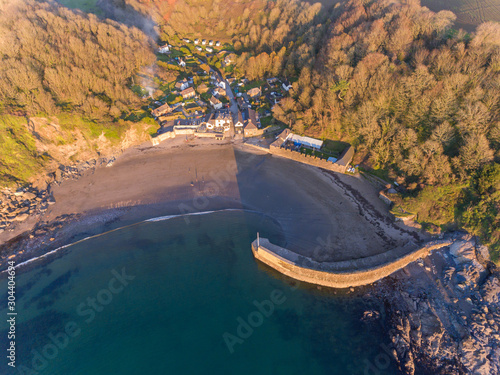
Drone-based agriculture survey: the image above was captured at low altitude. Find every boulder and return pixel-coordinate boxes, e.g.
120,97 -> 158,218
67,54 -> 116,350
481,277 -> 500,304
31,177 -> 48,191
23,192 -> 37,200
476,245 -> 490,262
54,169 -> 62,182
361,310 -> 380,321
449,240 -> 476,264
13,213 -> 29,222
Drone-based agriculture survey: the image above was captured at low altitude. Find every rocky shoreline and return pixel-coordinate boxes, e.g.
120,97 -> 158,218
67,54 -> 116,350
372,233 -> 500,375
0,157 -> 116,237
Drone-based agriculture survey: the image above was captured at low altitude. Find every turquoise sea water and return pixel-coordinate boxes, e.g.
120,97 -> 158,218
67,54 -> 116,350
0,211 -> 399,375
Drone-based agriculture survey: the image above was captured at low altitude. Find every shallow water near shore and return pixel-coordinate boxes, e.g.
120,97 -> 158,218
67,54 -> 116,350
0,211 -> 399,374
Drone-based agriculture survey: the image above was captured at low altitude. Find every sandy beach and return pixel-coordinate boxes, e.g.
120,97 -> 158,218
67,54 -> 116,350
0,138 -> 426,269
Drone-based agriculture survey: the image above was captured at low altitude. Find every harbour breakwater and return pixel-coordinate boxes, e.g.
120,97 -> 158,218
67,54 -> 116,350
268,146 -> 348,173
251,238 -> 453,288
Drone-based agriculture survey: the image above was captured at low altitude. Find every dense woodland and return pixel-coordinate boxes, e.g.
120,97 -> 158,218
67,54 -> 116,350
0,0 -> 499,258
120,0 -> 328,66
0,0 -> 157,186
0,0 -> 155,118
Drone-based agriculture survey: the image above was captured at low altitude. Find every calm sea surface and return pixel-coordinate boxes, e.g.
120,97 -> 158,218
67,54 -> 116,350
0,211 -> 399,374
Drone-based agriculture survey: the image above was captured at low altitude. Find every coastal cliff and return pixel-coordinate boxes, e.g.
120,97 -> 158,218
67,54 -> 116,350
0,116 -> 153,236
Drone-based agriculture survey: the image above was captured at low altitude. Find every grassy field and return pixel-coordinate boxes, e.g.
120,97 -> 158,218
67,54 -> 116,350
322,139 -> 350,155
55,0 -> 104,16
307,0 -> 500,30
300,146 -> 338,160
421,0 -> 500,30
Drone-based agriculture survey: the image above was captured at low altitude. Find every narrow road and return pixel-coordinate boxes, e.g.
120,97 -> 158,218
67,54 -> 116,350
196,53 -> 238,116
224,78 -> 238,116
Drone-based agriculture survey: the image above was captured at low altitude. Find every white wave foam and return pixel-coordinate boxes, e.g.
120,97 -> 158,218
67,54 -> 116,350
3,208 -> 258,272
145,208 -> 248,222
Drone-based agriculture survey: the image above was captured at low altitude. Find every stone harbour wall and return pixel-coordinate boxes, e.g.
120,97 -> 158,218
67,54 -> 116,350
269,146 -> 347,173
252,238 -> 453,288
151,131 -> 175,146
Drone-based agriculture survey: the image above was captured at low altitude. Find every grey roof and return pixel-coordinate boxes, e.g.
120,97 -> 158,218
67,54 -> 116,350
336,145 -> 355,166
271,128 -> 291,148
215,109 -> 231,120
236,111 -> 243,123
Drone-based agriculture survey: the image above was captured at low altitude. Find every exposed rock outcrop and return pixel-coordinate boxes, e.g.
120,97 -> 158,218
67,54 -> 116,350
376,234 -> 500,374
0,114 -> 150,235
0,157 -> 115,234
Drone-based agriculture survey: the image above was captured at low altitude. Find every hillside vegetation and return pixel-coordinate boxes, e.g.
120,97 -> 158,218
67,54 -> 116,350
0,0 -> 157,186
118,0 -> 325,53
268,0 -> 500,259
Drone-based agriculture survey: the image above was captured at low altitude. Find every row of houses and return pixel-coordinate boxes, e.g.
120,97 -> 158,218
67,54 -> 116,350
188,39 -> 221,47
157,108 -> 261,139
151,81 -> 197,118
206,109 -> 260,136
152,72 -> 230,121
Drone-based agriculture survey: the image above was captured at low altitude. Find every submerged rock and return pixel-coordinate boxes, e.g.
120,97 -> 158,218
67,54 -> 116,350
361,310 -> 380,321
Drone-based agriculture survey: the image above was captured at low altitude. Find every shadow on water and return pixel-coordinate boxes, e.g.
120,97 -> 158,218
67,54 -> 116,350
0,310 -> 71,363
25,268 -> 79,311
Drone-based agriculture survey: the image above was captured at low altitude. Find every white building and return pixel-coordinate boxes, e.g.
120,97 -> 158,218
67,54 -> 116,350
288,134 -> 323,149
175,79 -> 189,91
158,45 -> 170,53
234,112 -> 244,133
282,80 -> 293,91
